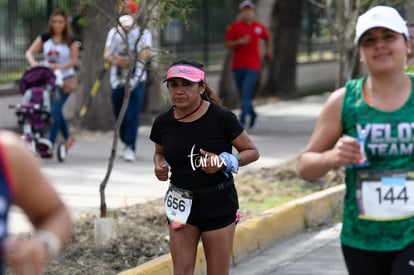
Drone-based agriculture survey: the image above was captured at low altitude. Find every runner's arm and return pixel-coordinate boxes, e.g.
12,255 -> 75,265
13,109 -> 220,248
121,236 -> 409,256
153,144 -> 169,181
231,130 -> 259,167
297,88 -> 360,181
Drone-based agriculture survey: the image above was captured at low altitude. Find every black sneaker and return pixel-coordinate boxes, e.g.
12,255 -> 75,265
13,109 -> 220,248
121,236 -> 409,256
249,113 -> 257,129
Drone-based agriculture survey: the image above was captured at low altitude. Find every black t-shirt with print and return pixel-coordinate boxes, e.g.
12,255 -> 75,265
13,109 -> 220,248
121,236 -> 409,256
150,102 -> 243,191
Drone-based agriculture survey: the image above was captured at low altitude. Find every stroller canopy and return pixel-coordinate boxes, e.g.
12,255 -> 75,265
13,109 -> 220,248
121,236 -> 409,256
19,66 -> 56,94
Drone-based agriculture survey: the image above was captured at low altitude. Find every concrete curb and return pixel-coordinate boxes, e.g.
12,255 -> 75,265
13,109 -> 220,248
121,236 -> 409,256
118,184 -> 345,275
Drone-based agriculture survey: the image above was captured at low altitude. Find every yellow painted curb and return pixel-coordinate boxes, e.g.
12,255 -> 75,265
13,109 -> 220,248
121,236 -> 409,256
118,242 -> 207,275
118,184 -> 345,275
297,184 -> 345,227
232,201 -> 304,263
117,254 -> 172,275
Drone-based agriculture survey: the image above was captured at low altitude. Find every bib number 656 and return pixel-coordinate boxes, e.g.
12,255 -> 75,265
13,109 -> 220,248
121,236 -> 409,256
166,194 -> 186,212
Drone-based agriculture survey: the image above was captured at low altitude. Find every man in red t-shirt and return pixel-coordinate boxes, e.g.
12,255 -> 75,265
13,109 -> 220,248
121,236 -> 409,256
225,0 -> 272,129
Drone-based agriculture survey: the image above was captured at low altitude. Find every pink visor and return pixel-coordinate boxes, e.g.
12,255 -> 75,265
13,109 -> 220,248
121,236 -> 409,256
164,65 -> 205,82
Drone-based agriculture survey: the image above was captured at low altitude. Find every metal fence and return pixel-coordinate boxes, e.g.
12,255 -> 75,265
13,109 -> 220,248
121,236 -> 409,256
0,0 -> 81,84
0,0 -> 338,85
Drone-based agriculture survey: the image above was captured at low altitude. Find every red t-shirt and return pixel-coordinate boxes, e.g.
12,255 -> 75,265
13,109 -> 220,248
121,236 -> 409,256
224,20 -> 269,71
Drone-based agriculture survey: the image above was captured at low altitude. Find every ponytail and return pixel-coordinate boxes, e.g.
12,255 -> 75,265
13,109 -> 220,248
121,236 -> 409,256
201,82 -> 223,105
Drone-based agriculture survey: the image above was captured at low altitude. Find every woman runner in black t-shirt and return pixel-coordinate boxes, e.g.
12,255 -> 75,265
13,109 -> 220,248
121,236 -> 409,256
150,59 -> 259,275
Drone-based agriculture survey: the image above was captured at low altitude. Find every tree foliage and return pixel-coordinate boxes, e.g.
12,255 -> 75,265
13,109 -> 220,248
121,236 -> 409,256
309,0 -> 409,88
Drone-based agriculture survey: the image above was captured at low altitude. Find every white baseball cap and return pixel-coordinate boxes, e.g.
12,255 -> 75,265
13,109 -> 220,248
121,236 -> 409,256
354,5 -> 408,44
239,0 -> 255,10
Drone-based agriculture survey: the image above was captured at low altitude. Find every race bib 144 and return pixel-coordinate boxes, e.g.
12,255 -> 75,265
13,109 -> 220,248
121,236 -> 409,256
356,170 -> 414,221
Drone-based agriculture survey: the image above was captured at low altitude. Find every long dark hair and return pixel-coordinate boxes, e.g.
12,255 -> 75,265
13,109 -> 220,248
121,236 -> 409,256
167,59 -> 223,105
47,9 -> 73,45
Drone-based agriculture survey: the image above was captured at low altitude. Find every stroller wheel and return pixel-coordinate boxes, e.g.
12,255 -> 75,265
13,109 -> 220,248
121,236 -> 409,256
36,137 -> 53,159
57,142 -> 66,162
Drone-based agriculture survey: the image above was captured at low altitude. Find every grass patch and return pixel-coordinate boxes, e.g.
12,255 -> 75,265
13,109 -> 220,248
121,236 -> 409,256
238,178 -> 324,214
0,71 -> 23,85
240,195 -> 293,212
236,157 -> 344,218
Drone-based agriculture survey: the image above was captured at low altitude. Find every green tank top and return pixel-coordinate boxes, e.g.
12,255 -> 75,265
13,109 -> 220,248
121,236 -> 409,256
406,65 -> 414,77
341,76 -> 414,251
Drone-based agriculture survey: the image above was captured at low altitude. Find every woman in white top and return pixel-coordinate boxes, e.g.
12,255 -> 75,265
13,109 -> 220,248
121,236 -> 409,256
25,9 -> 79,152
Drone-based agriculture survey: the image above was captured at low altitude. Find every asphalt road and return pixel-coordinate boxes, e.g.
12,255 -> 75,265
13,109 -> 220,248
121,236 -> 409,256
230,223 -> 347,275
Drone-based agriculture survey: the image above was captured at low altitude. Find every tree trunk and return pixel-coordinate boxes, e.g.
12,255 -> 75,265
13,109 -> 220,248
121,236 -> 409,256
77,0 -> 116,130
217,0 -> 242,110
321,0 -> 362,87
266,0 -> 305,99
218,50 -> 239,109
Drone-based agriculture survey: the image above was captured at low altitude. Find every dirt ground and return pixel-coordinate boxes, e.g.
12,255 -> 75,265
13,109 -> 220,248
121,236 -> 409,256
14,158 -> 343,275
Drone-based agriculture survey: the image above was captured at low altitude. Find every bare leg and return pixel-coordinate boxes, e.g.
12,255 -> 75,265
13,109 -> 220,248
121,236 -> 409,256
201,222 -> 236,275
169,224 -> 201,275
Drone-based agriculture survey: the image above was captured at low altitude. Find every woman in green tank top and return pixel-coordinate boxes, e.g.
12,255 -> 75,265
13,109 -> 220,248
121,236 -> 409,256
298,5 -> 414,275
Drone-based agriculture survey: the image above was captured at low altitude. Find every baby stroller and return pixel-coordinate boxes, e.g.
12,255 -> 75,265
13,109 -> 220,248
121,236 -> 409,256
9,66 -> 67,162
